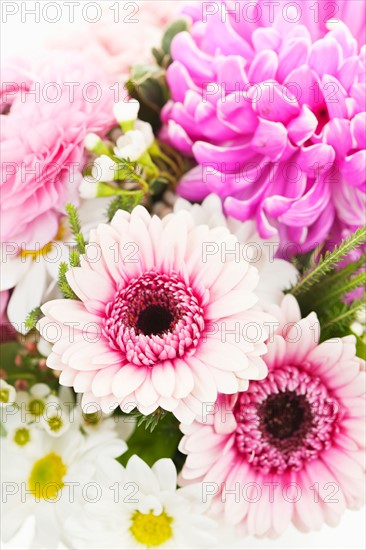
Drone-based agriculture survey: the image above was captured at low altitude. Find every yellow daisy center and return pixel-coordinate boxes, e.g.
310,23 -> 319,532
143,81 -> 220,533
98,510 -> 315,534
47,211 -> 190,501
0,388 -> 10,403
130,509 -> 173,547
14,427 -> 31,446
20,242 -> 53,260
20,223 -> 66,260
28,452 -> 67,499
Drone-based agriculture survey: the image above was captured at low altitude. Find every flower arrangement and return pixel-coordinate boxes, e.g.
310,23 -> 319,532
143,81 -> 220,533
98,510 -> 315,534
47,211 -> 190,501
1,1 -> 365,549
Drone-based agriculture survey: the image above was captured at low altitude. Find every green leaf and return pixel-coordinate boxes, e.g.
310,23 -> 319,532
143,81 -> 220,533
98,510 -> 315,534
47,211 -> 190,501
118,412 -> 182,467
161,19 -> 189,56
149,177 -> 169,196
126,65 -> 169,130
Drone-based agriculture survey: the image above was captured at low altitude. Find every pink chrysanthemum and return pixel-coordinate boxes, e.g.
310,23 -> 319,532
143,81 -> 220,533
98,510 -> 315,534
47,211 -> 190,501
38,206 -> 274,423
1,54 -> 115,249
178,295 -> 366,535
161,0 -> 366,253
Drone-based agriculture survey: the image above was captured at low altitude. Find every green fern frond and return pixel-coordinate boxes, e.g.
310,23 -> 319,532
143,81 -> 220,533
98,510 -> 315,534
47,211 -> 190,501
319,298 -> 365,341
58,262 -> 77,300
290,226 -> 366,298
106,191 -> 144,222
65,204 -> 86,255
311,271 -> 366,310
25,307 -> 43,331
133,408 -> 167,433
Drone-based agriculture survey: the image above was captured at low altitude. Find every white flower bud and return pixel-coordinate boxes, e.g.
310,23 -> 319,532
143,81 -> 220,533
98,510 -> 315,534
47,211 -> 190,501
113,99 -> 140,127
79,177 -> 99,199
114,130 -> 147,161
135,120 -> 155,149
92,155 -> 117,182
84,133 -> 101,151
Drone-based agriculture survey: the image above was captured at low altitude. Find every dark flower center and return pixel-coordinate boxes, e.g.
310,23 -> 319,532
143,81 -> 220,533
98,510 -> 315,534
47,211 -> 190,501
103,270 -> 205,366
233,366 -> 340,474
259,391 -> 313,451
136,304 -> 175,336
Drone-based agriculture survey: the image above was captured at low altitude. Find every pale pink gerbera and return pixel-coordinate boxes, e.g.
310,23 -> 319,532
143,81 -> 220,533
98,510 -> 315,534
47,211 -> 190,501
38,206 -> 274,424
179,295 -> 365,535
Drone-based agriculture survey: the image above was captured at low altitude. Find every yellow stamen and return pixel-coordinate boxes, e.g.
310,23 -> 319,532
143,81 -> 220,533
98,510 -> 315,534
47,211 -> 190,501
130,509 -> 173,547
14,427 -> 30,446
0,388 -> 10,403
20,242 -> 53,260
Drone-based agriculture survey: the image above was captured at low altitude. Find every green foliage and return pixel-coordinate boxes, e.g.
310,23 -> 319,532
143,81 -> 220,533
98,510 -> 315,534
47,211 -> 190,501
318,298 -> 365,342
126,65 -> 169,131
65,204 -> 86,256
0,341 -> 60,389
58,262 -> 77,300
290,226 -> 366,298
118,412 -> 182,468
289,227 -> 366,353
0,342 -> 19,371
153,19 -> 189,67
25,307 -> 43,332
133,408 -> 168,433
107,191 -> 145,222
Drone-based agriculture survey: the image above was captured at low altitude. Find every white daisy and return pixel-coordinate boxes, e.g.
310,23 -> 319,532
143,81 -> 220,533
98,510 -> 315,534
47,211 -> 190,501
1,413 -> 127,549
173,194 -> 298,308
67,455 -> 217,550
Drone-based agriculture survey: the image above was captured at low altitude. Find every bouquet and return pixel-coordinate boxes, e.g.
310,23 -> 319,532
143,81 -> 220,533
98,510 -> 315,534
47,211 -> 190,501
1,1 -> 365,548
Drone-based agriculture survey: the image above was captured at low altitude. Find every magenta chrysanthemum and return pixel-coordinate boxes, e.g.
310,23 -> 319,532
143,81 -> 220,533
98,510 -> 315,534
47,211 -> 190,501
162,0 -> 366,252
38,206 -> 274,423
178,295 -> 366,535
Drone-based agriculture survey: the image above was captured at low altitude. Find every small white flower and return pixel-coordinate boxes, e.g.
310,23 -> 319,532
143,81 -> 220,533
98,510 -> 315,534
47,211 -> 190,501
114,130 -> 147,161
79,176 -> 99,199
135,120 -> 155,149
0,380 -> 16,407
1,402 -> 127,549
92,155 -> 117,182
67,455 -> 216,549
84,132 -> 102,151
3,409 -> 42,456
40,400 -> 71,438
113,99 -> 140,126
16,383 -> 53,420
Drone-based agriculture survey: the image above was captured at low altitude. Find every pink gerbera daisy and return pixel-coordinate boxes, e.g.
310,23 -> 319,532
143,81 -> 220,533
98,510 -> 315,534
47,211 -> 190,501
178,295 -> 366,535
38,206 -> 274,423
